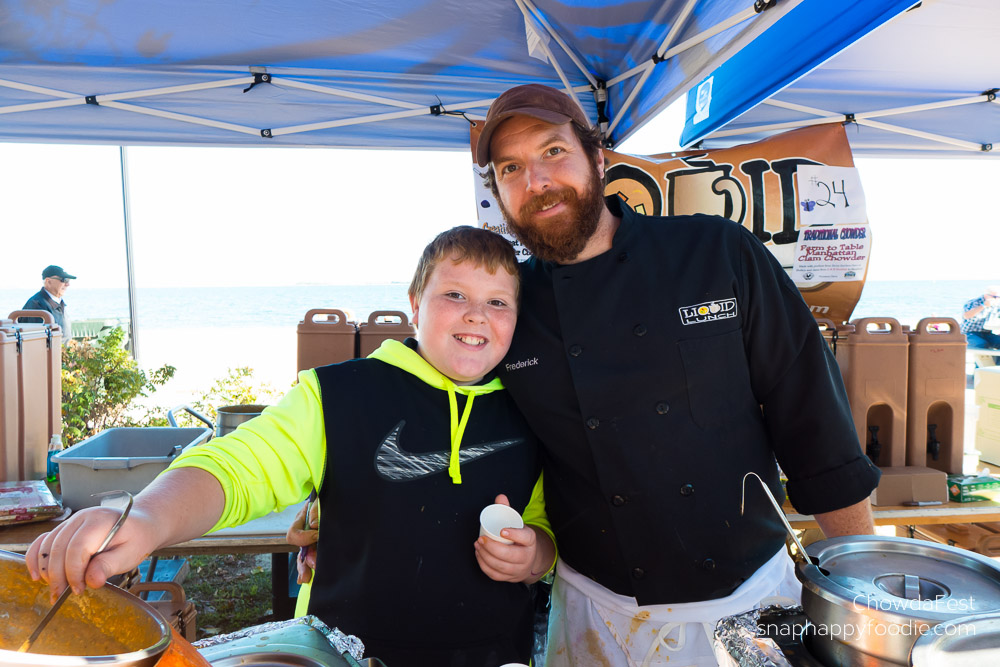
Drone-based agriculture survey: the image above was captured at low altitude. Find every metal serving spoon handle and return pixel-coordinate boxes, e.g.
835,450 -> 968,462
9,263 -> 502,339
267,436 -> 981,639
18,490 -> 134,654
741,471 -> 812,565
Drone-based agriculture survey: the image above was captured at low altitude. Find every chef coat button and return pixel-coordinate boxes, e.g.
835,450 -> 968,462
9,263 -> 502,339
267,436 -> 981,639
611,494 -> 627,507
618,251 -> 629,262
633,324 -> 647,336
569,344 -> 583,357
586,417 -> 600,430
702,558 -> 716,571
655,402 -> 669,414
680,483 -> 695,496
632,567 -> 645,580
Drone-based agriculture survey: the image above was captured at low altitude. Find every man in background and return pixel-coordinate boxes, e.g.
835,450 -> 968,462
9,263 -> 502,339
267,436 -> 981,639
961,285 -> 1000,350
22,264 -> 76,336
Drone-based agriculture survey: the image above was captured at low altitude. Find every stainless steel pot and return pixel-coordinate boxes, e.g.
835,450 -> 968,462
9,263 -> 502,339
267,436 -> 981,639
0,549 -> 171,666
215,404 -> 269,437
909,612 -> 1000,666
797,536 -> 1000,666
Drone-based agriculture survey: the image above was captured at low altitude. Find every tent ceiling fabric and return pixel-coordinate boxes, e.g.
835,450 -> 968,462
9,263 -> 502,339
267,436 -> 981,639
683,0 -> 1000,158
0,0 -> 809,149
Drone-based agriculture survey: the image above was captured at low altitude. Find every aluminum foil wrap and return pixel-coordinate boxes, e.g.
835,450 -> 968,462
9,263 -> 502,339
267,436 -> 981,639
192,614 -> 365,661
714,604 -> 802,667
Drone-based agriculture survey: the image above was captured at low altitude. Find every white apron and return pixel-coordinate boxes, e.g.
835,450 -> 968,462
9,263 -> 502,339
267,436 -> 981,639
543,549 -> 801,667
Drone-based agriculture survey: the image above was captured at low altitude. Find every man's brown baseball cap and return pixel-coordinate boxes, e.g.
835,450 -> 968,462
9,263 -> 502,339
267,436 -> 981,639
475,84 -> 591,167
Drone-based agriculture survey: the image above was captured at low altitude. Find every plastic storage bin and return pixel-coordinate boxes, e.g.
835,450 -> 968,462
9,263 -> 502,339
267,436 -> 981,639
53,427 -> 212,510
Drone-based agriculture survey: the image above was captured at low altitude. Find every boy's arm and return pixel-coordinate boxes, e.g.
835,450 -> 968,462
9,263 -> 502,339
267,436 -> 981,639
170,370 -> 328,530
26,467 -> 224,600
521,472 -> 557,576
27,369 -> 329,598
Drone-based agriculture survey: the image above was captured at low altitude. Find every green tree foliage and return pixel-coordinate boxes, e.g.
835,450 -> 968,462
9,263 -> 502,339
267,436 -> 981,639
61,328 -> 176,445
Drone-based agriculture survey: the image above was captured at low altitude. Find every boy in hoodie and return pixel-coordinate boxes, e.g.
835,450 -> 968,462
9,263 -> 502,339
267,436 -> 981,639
26,226 -> 555,667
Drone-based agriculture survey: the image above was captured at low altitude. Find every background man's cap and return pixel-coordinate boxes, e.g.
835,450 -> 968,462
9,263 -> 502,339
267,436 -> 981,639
475,84 -> 591,167
42,265 -> 76,280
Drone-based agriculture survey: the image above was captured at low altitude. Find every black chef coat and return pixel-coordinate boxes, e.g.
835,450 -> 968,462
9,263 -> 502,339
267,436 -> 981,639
499,195 -> 880,605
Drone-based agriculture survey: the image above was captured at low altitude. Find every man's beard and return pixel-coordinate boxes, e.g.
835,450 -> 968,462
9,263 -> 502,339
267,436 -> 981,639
498,169 -> 605,264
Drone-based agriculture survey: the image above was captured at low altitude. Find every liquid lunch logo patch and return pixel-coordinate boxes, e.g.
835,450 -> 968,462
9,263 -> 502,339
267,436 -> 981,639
679,298 -> 738,325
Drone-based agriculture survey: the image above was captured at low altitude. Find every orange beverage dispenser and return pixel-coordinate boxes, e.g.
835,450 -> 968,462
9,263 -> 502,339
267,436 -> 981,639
1,311 -> 62,482
835,317 -> 909,467
358,310 -> 415,358
815,318 -> 855,355
296,309 -> 358,373
905,317 -> 966,473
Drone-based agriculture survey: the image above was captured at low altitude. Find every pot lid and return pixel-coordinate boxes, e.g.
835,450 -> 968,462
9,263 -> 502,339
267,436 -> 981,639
909,612 -> 1000,666
799,536 -> 1000,624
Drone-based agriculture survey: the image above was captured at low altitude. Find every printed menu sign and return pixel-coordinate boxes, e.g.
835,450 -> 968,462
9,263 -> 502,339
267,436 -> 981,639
792,224 -> 871,283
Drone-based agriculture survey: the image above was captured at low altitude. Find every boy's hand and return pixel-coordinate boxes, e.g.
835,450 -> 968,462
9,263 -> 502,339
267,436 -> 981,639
286,500 -> 319,584
474,494 -> 554,584
25,506 -> 159,603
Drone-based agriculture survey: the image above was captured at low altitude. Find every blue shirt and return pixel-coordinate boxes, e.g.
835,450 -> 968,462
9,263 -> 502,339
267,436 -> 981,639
960,296 -> 1000,334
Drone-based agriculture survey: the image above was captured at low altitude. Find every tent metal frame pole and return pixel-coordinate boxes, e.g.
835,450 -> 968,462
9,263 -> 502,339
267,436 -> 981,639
605,0 -> 698,135
606,4 -> 759,88
0,66 -> 596,141
119,146 -> 139,362
708,94 -> 993,152
855,118 -> 986,152
516,8 -> 583,111
271,106 -> 443,136
100,101 -> 262,135
273,78 -> 426,109
517,0 -> 598,88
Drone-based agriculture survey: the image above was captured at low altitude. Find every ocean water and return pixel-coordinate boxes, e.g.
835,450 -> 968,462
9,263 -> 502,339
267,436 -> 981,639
0,280 -> 990,407
3,279 -> 984,332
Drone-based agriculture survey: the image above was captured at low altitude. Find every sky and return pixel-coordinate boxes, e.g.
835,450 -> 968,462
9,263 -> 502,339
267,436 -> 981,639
1,99 -> 999,291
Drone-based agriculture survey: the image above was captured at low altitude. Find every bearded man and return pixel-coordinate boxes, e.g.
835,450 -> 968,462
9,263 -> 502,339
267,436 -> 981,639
479,84 -> 880,666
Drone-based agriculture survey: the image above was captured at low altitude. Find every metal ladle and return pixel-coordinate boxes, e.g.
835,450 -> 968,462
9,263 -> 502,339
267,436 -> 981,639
741,471 -> 811,565
17,490 -> 134,653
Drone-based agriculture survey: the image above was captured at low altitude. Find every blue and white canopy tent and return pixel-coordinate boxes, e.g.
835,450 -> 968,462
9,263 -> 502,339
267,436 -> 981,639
681,0 -> 1000,158
0,0 -> 915,150
0,0 -> 916,353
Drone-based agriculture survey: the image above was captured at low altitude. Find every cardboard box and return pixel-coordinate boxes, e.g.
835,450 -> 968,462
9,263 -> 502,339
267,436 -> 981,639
979,399 -> 1000,431
976,425 -> 1000,466
948,473 -> 1000,502
870,466 -> 948,506
975,366 -> 1000,402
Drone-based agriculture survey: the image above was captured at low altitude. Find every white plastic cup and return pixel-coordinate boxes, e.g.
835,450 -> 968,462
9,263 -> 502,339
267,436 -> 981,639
479,504 -> 524,544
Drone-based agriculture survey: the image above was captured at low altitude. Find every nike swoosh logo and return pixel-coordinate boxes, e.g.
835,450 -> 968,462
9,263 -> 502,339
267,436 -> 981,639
374,420 -> 523,481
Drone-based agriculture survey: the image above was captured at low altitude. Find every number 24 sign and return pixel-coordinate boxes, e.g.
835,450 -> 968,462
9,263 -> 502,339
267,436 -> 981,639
796,165 -> 867,225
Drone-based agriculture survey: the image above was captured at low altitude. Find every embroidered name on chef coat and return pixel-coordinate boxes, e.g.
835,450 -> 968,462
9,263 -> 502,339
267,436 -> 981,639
679,298 -> 738,325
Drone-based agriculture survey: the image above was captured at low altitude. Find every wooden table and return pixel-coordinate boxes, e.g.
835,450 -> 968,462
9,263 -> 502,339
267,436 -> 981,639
786,499 -> 1000,530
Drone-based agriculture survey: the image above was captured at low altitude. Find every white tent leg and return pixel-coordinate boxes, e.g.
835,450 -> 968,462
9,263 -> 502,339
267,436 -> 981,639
119,147 -> 139,362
